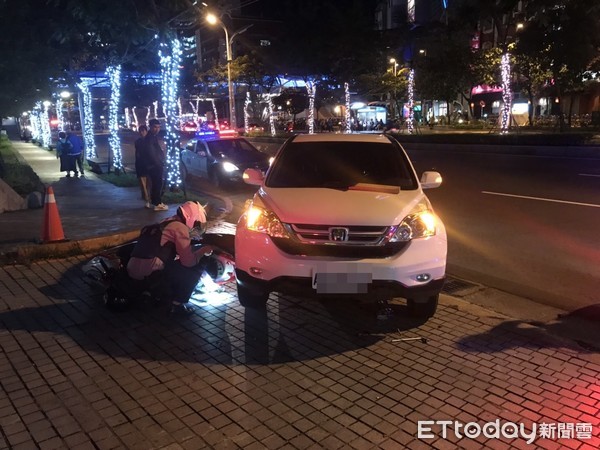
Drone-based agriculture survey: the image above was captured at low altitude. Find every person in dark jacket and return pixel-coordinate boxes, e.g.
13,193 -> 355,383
134,125 -> 151,208
144,119 -> 168,211
56,131 -> 75,177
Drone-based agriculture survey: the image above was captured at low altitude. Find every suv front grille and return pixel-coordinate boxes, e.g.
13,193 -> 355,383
272,223 -> 406,257
288,223 -> 390,245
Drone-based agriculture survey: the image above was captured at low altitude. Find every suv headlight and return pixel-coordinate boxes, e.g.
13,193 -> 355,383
390,207 -> 437,242
245,203 -> 289,238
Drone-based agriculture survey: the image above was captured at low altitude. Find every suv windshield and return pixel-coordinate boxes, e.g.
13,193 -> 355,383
266,141 -> 418,190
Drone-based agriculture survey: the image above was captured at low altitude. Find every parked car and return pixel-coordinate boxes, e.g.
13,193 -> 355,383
235,133 -> 447,318
179,131 -> 271,187
239,123 -> 265,134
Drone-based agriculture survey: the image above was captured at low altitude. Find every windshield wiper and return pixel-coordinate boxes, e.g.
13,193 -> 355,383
320,181 -> 352,191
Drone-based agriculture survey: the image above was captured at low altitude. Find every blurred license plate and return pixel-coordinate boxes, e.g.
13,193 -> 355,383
312,272 -> 372,294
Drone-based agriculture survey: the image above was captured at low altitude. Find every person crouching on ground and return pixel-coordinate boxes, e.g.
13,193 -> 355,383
126,201 -> 214,314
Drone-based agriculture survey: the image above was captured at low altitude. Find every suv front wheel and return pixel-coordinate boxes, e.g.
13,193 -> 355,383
237,281 -> 269,309
407,294 -> 439,318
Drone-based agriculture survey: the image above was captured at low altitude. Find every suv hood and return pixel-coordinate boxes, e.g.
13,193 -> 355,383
257,187 -> 427,226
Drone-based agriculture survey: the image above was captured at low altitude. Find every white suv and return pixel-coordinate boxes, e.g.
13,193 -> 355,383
235,133 -> 446,318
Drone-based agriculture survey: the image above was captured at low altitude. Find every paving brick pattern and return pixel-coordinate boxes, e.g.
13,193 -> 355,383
0,257 -> 598,449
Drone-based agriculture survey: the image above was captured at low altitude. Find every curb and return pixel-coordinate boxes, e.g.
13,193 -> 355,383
6,218 -> 235,266
13,229 -> 140,265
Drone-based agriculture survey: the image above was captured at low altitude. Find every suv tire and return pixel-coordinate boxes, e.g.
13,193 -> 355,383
237,281 -> 269,309
407,294 -> 439,318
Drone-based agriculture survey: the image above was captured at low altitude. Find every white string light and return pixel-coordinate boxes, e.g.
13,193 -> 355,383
244,91 -> 251,133
211,98 -> 220,129
500,53 -> 512,133
265,93 -> 276,137
344,82 -> 351,133
307,81 -> 316,134
41,101 -> 52,148
177,97 -> 183,128
56,97 -> 65,131
107,64 -> 123,171
77,80 -> 97,159
159,37 -> 183,189
31,103 -> 42,142
124,107 -> 131,130
407,68 -> 415,134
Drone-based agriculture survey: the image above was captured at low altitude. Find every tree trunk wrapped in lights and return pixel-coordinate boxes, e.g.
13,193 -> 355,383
306,81 -> 316,134
77,81 -> 96,159
210,99 -> 220,130
41,101 -> 52,148
500,53 -> 512,133
107,64 -> 122,171
244,91 -> 251,133
159,37 -> 183,189
407,69 -> 415,134
344,82 -> 351,133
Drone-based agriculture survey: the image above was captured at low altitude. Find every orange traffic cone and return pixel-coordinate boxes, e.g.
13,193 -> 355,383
41,186 -> 66,243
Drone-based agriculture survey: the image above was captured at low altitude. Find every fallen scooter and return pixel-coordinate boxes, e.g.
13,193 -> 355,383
82,232 -> 235,311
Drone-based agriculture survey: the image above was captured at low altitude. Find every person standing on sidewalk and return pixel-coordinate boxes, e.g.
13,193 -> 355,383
134,125 -> 151,208
143,118 -> 168,211
56,131 -> 75,177
67,131 -> 85,177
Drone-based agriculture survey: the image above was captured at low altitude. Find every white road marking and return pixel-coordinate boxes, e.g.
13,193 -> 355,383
482,191 -> 600,208
579,173 -> 600,177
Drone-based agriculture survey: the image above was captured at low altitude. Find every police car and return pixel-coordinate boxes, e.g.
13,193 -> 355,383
179,130 -> 272,187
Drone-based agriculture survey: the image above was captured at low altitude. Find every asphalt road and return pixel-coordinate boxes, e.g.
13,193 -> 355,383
92,132 -> 600,314
405,144 -> 600,313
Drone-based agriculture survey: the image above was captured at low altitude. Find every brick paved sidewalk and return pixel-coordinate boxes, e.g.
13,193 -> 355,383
0,257 -> 598,449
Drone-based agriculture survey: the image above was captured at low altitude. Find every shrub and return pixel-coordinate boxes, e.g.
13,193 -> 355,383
0,136 -> 45,196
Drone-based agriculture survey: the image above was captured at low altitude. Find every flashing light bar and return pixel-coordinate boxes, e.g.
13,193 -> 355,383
218,129 -> 238,136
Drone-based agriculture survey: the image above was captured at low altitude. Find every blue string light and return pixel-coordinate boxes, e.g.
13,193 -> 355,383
159,37 -> 183,189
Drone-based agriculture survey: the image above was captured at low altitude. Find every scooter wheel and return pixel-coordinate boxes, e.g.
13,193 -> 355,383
104,287 -> 131,311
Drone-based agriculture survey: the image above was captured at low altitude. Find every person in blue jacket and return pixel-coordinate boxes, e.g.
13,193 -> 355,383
66,131 -> 85,177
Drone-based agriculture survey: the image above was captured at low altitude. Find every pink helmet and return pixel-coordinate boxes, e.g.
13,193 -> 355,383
177,201 -> 207,229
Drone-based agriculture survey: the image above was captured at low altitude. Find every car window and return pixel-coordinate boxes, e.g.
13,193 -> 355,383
265,141 -> 418,190
206,139 -> 262,158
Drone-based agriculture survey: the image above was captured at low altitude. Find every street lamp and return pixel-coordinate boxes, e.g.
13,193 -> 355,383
389,58 -> 398,76
206,13 -> 253,129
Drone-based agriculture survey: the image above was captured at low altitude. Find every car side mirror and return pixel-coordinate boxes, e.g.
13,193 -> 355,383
420,171 -> 442,189
243,168 -> 264,186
